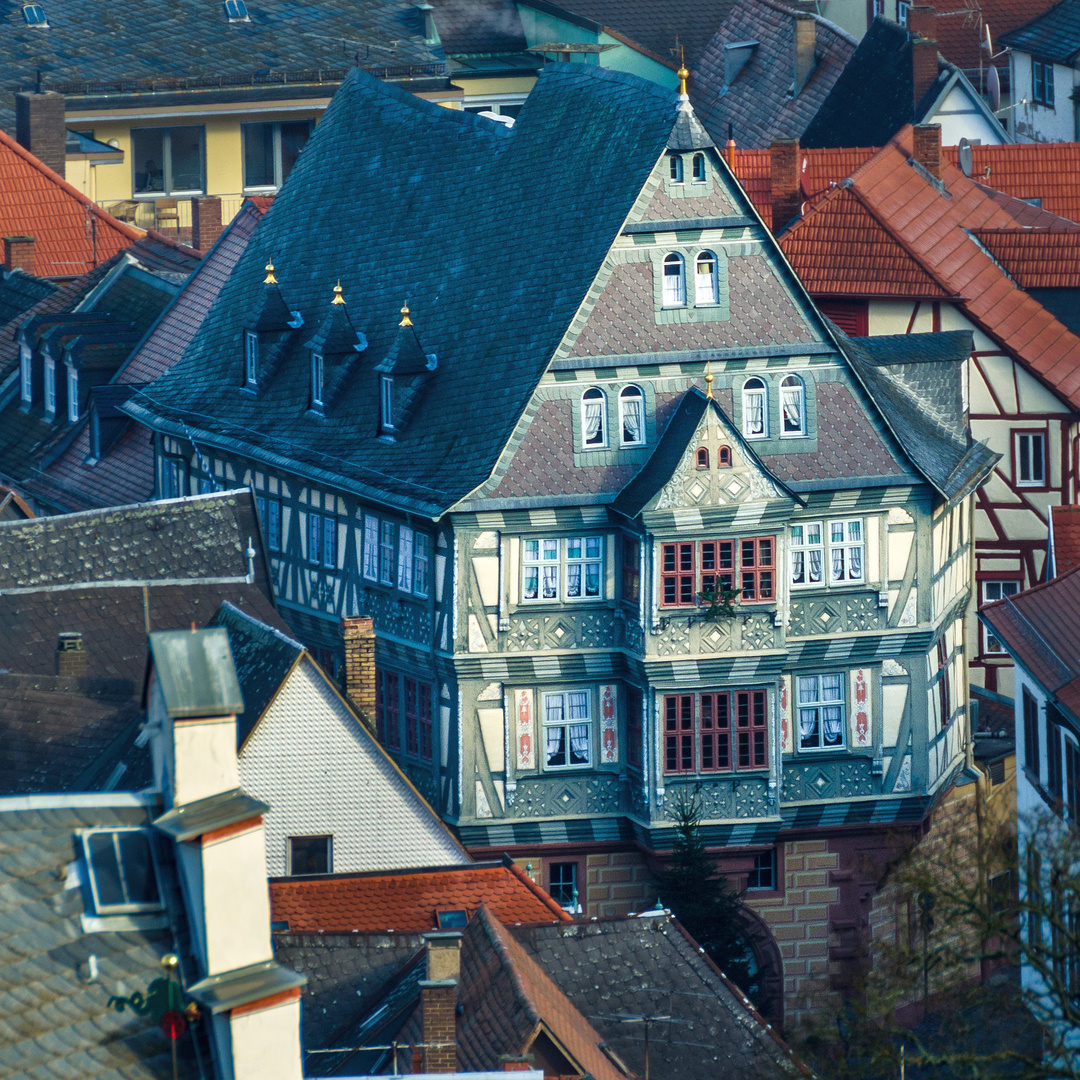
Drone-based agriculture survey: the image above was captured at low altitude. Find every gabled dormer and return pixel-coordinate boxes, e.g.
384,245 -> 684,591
243,259 -> 303,393
373,302 -> 437,440
303,281 -> 367,415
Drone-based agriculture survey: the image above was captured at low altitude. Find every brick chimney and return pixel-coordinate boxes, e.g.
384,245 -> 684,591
191,197 -> 223,253
912,123 -> 942,179
420,931 -> 461,1073
770,138 -> 802,232
499,1056 -> 534,1072
341,615 -> 376,726
56,631 -> 87,678
3,236 -> 36,275
793,13 -> 816,95
908,5 -> 939,110
15,91 -> 66,178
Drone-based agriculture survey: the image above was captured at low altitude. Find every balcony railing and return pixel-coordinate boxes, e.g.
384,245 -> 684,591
97,194 -> 250,240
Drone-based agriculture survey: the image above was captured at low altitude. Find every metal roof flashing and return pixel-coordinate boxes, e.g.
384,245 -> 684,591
148,627 -> 244,718
186,958 -> 306,1013
153,787 -> 268,842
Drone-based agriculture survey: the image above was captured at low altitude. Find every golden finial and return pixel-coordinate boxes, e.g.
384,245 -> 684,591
331,280 -> 346,305
677,44 -> 689,96
705,359 -> 714,399
160,954 -> 180,972
399,300 -> 413,327
263,259 -> 278,285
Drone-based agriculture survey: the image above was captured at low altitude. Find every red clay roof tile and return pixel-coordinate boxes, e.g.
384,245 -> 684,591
1052,506 -> 1080,576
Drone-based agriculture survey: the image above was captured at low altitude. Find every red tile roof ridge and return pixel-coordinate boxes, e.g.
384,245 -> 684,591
0,127 -> 142,245
269,860 -> 493,885
503,860 -> 575,923
981,559 -> 1080,609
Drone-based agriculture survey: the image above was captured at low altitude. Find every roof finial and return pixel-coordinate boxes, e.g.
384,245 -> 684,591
332,279 -> 346,305
264,258 -> 278,286
399,300 -> 413,327
705,359 -> 714,399
677,43 -> 689,98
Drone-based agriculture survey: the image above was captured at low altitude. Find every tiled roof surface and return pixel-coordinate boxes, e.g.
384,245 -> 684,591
0,801 -> 200,1080
0,268 -> 56,324
930,0 -> 1059,71
974,227 -> 1080,287
691,0 -> 856,150
0,129 -> 138,279
999,0 -> 1080,63
124,65 -> 684,517
270,863 -> 571,934
1051,505 -> 1080,577
0,0 -> 445,89
512,915 -> 800,1078
981,564 -> 1080,717
429,0 -> 525,54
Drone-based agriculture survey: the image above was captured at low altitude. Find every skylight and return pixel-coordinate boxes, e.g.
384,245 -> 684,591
224,0 -> 250,21
22,5 -> 49,27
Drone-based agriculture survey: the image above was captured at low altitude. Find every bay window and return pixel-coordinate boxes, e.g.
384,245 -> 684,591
522,536 -> 603,602
797,674 -> 845,750
661,537 -> 774,606
543,690 -> 591,769
664,690 -> 768,772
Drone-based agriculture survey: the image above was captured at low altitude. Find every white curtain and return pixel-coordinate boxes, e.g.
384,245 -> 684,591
782,386 -> 802,430
569,724 -> 590,764
745,390 -> 764,434
808,549 -> 823,583
831,547 -> 845,582
584,400 -> 604,443
542,565 -> 558,599
848,546 -> 863,580
546,727 -> 564,766
397,526 -> 413,591
622,396 -> 643,443
696,261 -> 716,304
566,564 -> 582,597
792,550 -> 805,584
799,709 -> 818,744
823,707 -> 844,745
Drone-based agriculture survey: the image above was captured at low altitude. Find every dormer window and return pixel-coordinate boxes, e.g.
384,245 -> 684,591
619,385 -> 645,447
67,366 -> 79,423
692,153 -> 706,181
311,352 -> 324,409
581,387 -> 606,448
718,445 -> 732,468
662,253 -> 686,308
781,374 -> 806,437
44,357 -> 56,416
695,251 -> 718,305
19,343 -> 31,404
742,377 -> 767,438
244,331 -> 258,389
381,376 -> 394,433
669,154 -> 684,183
696,447 -> 709,469
81,828 -> 163,914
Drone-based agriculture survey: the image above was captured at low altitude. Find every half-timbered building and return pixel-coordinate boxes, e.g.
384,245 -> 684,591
123,63 -> 996,1030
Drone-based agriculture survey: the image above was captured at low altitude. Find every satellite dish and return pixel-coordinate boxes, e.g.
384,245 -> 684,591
958,137 -> 973,177
982,23 -> 992,54
987,64 -> 1001,111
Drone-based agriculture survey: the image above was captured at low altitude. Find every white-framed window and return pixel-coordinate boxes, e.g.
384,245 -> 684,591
67,366 -> 79,423
81,828 -> 163,914
413,532 -> 431,598
692,153 -> 706,181
1033,59 -> 1055,107
242,120 -> 311,191
669,154 -> 683,183
288,835 -> 332,875
780,374 -> 806,437
797,674 -> 846,751
362,513 -> 380,581
790,522 -> 824,587
44,357 -> 56,415
322,514 -> 336,569
662,253 -> 686,307
380,520 -> 395,586
982,580 -> 1020,653
695,251 -> 718,305
398,525 -> 414,592
897,0 -> 910,25
1015,431 -> 1046,487
581,387 -> 606,448
380,376 -> 394,432
307,513 -> 322,566
619,385 -> 645,446
19,343 -> 31,404
543,690 -> 591,769
311,352 -> 324,408
244,331 -> 258,388
790,519 -> 864,586
829,520 -> 864,583
742,377 -> 767,438
522,536 -> 603,602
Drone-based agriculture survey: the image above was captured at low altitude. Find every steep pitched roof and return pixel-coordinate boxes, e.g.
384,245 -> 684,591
999,0 -> 1080,63
974,227 -> 1080,288
122,64 -> 684,517
0,128 -> 139,278
1050,505 -> 1080,577
0,268 -> 56,324
270,862 -> 571,934
690,0 -> 856,150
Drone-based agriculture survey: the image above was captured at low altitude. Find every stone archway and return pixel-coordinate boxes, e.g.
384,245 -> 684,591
733,904 -> 785,1029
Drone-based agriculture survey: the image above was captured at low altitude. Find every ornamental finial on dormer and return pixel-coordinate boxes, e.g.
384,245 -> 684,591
677,43 -> 689,98
705,358 -> 714,399
264,259 -> 278,285
399,300 -> 413,327
332,280 -> 346,306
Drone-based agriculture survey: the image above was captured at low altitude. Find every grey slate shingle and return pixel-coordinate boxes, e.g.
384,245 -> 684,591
999,0 -> 1080,63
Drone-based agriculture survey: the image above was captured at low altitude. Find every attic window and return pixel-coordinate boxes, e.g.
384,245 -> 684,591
19,344 -> 31,404
311,352 -> 324,409
224,0 -> 250,20
718,445 -> 732,468
695,251 -> 718,305
244,331 -> 258,389
67,366 -> 79,423
692,154 -> 706,181
781,375 -> 806,437
380,376 -> 394,433
669,154 -> 683,183
662,253 -> 686,307
696,447 -> 709,469
742,377 -> 767,439
82,829 -> 163,914
437,909 -> 469,929
581,387 -> 606,448
619,385 -> 645,447
22,4 -> 48,26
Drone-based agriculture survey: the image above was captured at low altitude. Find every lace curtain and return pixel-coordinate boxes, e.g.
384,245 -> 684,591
584,400 -> 603,443
622,396 -> 643,443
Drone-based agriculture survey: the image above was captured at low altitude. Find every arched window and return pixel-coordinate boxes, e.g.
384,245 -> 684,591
581,387 -> 606,447
781,374 -> 806,436
669,154 -> 684,183
696,447 -> 709,469
718,445 -> 732,468
695,251 -> 718,305
742,377 -> 767,438
619,385 -> 645,446
662,253 -> 686,307
692,153 -> 706,181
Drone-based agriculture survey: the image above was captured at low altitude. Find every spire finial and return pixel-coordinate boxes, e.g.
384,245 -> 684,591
263,259 -> 278,286
332,279 -> 346,305
677,43 -> 689,97
705,359 -> 714,399
399,300 -> 412,327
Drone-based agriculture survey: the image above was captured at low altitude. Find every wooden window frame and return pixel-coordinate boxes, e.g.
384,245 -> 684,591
796,673 -> 846,751
741,377 -> 768,439
622,536 -> 641,603
541,689 -> 592,770
522,536 -> 604,604
660,538 -> 774,608
662,253 -> 686,308
663,690 -> 766,774
735,689 -> 769,769
1032,59 -> 1055,107
619,384 -> 646,447
780,374 -> 806,438
696,447 -> 709,469
694,250 -> 718,306
1014,429 -> 1048,489
581,387 -> 607,448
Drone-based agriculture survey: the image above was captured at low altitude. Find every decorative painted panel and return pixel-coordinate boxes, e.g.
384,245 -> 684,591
850,668 -> 871,748
514,688 -> 535,771
653,612 -> 779,655
780,674 -> 792,754
600,684 -> 618,763
788,593 -> 885,637
504,610 -> 625,652
663,777 -> 771,821
781,757 -> 877,801
508,774 -> 625,817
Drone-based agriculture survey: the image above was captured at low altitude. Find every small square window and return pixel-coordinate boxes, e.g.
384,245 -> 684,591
437,909 -> 468,929
549,861 -> 580,911
82,829 -> 163,914
747,848 -> 776,890
288,835 -> 332,875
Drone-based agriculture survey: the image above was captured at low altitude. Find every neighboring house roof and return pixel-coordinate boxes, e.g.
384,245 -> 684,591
0,128 -> 139,278
1050,505 -> 1080,577
0,482 -> 34,519
776,126 -> 1080,410
999,0 -> 1080,63
270,861 -> 571,934
974,227 -> 1080,288
0,267 -> 56,324
929,0 -> 1059,73
430,0 -> 527,55
690,0 -> 856,150
980,564 -> 1080,717
37,201 -> 266,513
512,914 -> 802,1078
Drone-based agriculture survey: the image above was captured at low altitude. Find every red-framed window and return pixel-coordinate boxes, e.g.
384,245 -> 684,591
735,689 -> 769,769
660,538 -> 774,608
740,538 -> 774,601
664,691 -> 763,774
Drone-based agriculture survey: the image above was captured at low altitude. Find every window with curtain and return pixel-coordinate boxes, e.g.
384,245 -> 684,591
19,344 -> 31,404
695,251 -> 717,305
790,522 -> 824,587
781,374 -> 805,436
362,514 -> 380,580
543,691 -> 591,768
523,537 -> 603,602
662,253 -> 686,307
44,358 -> 56,415
829,519 -> 864,583
619,385 -> 645,446
380,521 -> 395,586
798,674 -> 846,750
413,533 -> 431,598
67,367 -> 79,423
581,387 -> 606,447
397,525 -> 414,592
742,377 -> 767,437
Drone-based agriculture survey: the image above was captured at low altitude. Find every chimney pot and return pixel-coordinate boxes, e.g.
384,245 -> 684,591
794,13 -> 816,95
770,138 -> 802,232
3,236 -> 36,275
57,631 -> 87,678
191,197 -> 223,253
912,123 -> 942,180
15,91 -> 66,179
341,616 -> 376,727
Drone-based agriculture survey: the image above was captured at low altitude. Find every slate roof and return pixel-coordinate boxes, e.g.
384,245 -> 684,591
690,0 -> 856,150
429,0 -> 526,55
999,0 -> 1080,63
0,128 -> 138,279
980,564 -> 1080,717
974,227 -> 1080,288
0,268 -> 56,324
1050,505 -> 1080,577
123,64 -> 684,517
0,0 -> 446,93
269,862 -> 571,934
511,914 -> 801,1078
0,797 -> 201,1080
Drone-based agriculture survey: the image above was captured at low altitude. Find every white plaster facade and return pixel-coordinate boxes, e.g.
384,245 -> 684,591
1009,51 -> 1080,143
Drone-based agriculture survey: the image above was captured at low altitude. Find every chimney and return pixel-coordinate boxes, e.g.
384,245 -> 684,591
3,236 -> 36,275
421,931 -> 461,1074
56,631 -> 87,678
341,615 -> 376,726
770,138 -> 802,232
794,13 -> 816,95
15,91 -> 66,178
912,123 -> 942,179
908,5 -> 939,109
499,1056 -> 534,1072
191,197 -> 222,253
416,2 -> 438,44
